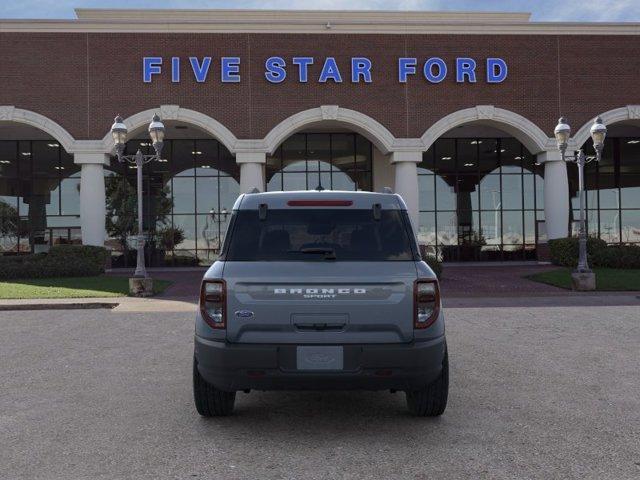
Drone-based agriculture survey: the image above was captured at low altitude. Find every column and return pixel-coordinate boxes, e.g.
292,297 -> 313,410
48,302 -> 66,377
538,151 -> 569,240
237,151 -> 266,193
75,152 -> 109,247
391,150 -> 422,230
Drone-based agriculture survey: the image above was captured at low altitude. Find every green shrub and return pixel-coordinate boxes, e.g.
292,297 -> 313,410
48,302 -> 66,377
549,237 -> 640,269
0,245 -> 109,280
591,245 -> 640,269
549,237 -> 608,267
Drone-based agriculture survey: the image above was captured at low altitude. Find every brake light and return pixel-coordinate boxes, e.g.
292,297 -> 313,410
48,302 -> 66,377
200,280 -> 226,329
414,279 -> 440,329
287,200 -> 353,207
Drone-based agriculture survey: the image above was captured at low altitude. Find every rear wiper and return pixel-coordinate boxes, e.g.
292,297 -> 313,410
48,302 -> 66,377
292,248 -> 337,260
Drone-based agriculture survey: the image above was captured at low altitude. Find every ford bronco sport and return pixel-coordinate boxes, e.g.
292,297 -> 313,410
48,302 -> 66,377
193,190 -> 448,416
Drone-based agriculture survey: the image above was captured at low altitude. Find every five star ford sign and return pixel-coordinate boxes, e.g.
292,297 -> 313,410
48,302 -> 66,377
142,56 -> 508,84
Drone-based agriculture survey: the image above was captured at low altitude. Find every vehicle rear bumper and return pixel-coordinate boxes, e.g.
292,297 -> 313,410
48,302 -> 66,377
194,336 -> 446,392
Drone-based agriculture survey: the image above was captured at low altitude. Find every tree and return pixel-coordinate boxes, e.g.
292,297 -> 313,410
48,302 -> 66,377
0,200 -> 27,252
104,175 -> 173,261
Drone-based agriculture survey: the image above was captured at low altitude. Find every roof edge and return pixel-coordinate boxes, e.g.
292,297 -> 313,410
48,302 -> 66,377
73,8 -> 533,24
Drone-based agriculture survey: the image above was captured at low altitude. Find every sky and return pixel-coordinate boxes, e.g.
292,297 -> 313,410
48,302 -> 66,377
2,0 -> 640,22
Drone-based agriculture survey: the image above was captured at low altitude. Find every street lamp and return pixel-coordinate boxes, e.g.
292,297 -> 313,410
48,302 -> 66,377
110,114 -> 165,291
553,116 -> 607,289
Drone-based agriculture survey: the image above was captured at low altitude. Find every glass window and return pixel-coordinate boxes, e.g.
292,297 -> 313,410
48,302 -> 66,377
479,174 -> 501,211
266,133 -> 372,193
60,176 -> 80,215
478,139 -> 499,174
621,210 -> 640,243
225,209 -> 415,261
418,174 -> 435,211
434,139 -> 455,175
172,140 -> 196,176
598,175 -> 619,209
435,175 -> 456,211
502,211 -> 523,245
457,138 -> 478,171
501,174 -> 523,210
418,211 -> 436,246
0,141 -> 18,178
620,175 -> 640,209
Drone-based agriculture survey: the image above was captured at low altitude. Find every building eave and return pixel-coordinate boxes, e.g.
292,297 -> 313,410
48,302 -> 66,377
0,9 -> 639,35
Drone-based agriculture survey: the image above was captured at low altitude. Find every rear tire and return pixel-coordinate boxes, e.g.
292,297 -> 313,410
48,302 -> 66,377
193,358 -> 236,417
405,349 -> 449,417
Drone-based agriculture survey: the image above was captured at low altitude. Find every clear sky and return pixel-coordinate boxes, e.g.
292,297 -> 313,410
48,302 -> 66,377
2,0 -> 639,22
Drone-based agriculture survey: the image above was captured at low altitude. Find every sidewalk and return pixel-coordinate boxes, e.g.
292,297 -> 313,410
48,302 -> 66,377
0,263 -> 637,312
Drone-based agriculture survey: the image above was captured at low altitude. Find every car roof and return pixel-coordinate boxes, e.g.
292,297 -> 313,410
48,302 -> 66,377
234,190 -> 407,210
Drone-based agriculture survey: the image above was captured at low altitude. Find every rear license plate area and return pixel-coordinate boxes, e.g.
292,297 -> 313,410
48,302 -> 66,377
296,346 -> 344,371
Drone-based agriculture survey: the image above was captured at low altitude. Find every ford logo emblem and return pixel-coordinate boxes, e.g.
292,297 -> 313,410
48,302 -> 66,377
235,310 -> 254,318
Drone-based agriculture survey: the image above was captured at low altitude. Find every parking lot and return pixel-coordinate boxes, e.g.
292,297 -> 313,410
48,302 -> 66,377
1,301 -> 639,479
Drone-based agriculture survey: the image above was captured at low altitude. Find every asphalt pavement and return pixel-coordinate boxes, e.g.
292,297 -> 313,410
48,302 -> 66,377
1,303 -> 639,479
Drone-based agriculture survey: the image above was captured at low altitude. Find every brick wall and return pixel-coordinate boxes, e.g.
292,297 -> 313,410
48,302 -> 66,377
0,32 -> 638,142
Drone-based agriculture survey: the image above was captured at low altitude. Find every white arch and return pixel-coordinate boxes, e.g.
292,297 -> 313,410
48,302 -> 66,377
263,105 -> 396,155
420,105 -> 552,154
100,105 -> 239,154
0,106 -> 76,153
572,105 -> 640,148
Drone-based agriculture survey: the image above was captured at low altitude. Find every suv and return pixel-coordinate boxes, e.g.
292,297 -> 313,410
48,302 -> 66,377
193,190 -> 448,416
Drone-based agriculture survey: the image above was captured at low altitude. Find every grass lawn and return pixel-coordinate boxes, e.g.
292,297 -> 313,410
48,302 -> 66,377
0,276 -> 172,299
527,268 -> 640,291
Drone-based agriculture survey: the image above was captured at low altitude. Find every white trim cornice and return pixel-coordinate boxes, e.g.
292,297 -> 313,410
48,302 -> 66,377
100,105 -> 239,154
263,106 -> 396,155
421,106 -> 552,154
0,106 -> 76,153
571,105 -> 640,149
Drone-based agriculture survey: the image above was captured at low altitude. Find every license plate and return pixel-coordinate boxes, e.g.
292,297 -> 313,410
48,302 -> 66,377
296,346 -> 343,371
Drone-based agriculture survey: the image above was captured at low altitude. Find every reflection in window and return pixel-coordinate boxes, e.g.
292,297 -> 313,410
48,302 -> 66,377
267,133 -> 372,192
106,138 -> 239,267
570,136 -> 640,245
419,137 -> 543,261
0,140 -> 80,254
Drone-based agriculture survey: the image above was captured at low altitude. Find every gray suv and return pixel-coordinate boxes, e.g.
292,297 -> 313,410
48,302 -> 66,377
193,190 -> 448,416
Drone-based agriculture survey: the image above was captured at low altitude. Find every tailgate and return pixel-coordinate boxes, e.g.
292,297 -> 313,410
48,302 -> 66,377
223,261 -> 417,344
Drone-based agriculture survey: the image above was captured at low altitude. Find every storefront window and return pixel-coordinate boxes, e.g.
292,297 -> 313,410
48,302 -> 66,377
0,140 -> 80,255
267,133 -> 373,192
106,138 -> 238,267
418,137 -> 543,261
569,137 -> 640,245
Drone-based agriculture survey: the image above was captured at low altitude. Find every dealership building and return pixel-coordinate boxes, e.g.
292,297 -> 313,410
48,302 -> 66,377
0,9 -> 639,265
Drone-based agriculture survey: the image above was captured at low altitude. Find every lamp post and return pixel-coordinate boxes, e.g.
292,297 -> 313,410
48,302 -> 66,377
553,116 -> 607,290
110,114 -> 165,295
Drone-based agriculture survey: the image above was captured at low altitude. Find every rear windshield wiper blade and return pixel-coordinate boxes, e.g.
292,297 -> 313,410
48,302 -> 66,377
291,248 -> 337,260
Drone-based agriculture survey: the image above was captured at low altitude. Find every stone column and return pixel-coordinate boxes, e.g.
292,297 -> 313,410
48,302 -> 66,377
237,151 -> 266,193
391,150 -> 422,230
75,152 -> 110,247
538,151 -> 569,240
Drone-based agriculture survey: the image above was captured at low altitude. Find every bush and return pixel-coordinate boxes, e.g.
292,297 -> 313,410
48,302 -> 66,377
592,245 -> 640,269
0,245 -> 109,280
549,237 -> 640,269
549,237 -> 608,267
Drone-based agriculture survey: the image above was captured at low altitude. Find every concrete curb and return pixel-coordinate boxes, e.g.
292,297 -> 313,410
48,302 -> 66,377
0,302 -> 119,311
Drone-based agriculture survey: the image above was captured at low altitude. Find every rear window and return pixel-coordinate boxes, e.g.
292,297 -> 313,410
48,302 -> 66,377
223,209 -> 417,261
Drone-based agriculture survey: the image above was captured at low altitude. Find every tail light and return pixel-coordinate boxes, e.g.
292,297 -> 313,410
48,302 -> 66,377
414,279 -> 440,329
200,280 -> 226,329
